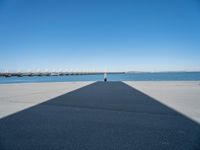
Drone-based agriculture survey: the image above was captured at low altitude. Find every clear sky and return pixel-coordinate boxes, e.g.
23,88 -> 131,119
0,0 -> 200,72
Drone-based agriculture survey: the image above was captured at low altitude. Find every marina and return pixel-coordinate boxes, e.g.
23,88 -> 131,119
0,71 -> 125,77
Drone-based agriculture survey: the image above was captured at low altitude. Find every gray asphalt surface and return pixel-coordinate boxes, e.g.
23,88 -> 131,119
0,81 -> 200,150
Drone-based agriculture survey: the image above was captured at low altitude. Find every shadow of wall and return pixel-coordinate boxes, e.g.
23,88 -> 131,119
0,81 -> 200,150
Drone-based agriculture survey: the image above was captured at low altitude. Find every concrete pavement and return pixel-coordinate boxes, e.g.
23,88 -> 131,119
0,81 -> 200,150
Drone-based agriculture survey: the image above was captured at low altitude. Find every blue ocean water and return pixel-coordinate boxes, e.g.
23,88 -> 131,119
0,72 -> 200,84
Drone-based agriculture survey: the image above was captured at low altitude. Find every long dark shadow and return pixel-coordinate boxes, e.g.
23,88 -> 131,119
0,81 -> 200,150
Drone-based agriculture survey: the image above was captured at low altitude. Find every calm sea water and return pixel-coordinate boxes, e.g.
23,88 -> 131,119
0,72 -> 200,84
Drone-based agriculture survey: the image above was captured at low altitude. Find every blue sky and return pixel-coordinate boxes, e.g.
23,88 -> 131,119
0,0 -> 200,72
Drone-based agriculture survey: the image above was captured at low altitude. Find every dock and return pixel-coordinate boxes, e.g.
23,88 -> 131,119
0,72 -> 125,77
